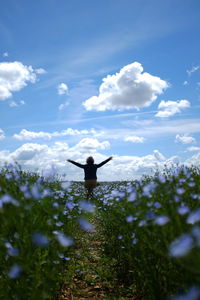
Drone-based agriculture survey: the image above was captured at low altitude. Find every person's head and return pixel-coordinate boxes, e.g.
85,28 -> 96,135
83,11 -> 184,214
86,156 -> 94,164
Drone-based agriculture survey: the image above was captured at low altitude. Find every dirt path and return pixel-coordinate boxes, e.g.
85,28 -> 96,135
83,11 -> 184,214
57,215 -> 139,300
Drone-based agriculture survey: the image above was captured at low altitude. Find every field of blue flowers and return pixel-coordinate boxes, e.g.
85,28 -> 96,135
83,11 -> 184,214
0,164 -> 200,300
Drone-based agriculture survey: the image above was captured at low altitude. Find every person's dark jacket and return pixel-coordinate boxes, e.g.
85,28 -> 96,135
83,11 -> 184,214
69,158 -> 111,180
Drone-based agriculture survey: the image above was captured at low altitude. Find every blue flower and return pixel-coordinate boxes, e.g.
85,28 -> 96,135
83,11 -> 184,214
79,201 -> 95,212
8,264 -> 22,279
191,226 -> 200,247
126,215 -> 137,223
66,202 -> 75,210
187,208 -> 200,224
32,233 -> 49,247
117,235 -> 123,239
138,220 -> 147,227
170,286 -> 200,300
177,205 -> 190,215
56,232 -> 74,247
169,234 -> 193,257
0,194 -> 19,207
78,217 -> 95,232
154,215 -> 169,226
154,202 -> 161,209
127,192 -> 136,202
146,211 -> 155,220
176,187 -> 185,195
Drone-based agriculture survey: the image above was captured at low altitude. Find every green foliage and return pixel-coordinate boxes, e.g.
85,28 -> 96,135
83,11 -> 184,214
96,166 -> 200,299
1,164 -> 200,300
0,165 -> 81,299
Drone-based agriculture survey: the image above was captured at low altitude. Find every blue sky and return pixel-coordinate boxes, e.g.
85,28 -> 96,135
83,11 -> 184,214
0,0 -> 200,180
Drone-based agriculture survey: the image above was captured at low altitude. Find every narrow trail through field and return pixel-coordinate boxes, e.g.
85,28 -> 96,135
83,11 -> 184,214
57,210 -> 138,300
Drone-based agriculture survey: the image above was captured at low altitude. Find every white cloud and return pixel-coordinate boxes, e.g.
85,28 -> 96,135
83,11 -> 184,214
186,146 -> 200,152
0,61 -> 38,101
185,151 -> 200,168
124,136 -> 145,143
35,68 -> 46,74
9,101 -> 18,107
74,138 -> 110,152
58,101 -> 69,110
153,150 -> 165,161
155,100 -> 190,118
0,140 -> 199,181
13,128 -> 100,141
83,62 -> 168,111
9,100 -> 26,107
187,65 -> 199,76
183,81 -> 188,86
3,52 -> 8,57
57,83 -> 68,95
0,128 -> 5,140
11,143 -> 48,161
175,134 -> 196,144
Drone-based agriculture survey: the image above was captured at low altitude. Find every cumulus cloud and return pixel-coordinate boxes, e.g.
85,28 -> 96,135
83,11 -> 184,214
83,62 -> 168,111
0,61 -> 39,101
74,138 -> 110,152
155,100 -> 190,118
57,83 -> 68,95
0,128 -> 5,140
175,134 -> 196,144
11,143 -> 48,161
153,150 -> 165,161
185,151 -> 200,168
124,136 -> 145,143
186,146 -> 200,152
0,140 -> 199,181
13,128 -> 100,141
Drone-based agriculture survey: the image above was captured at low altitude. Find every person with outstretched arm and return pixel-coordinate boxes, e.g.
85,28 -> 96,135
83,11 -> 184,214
67,156 -> 112,199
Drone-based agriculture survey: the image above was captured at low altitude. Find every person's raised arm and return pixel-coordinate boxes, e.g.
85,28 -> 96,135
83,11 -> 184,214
67,159 -> 84,168
97,156 -> 113,168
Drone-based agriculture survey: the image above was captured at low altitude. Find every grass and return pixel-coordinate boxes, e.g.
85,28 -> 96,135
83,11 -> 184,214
0,164 -> 200,299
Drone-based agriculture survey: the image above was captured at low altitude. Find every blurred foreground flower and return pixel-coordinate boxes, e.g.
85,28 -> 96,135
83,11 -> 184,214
79,200 -> 95,212
32,232 -> 49,247
55,232 -> 74,247
8,264 -> 22,279
154,215 -> 169,226
187,208 -> 200,225
78,217 -> 95,232
170,286 -> 200,300
169,234 -> 193,257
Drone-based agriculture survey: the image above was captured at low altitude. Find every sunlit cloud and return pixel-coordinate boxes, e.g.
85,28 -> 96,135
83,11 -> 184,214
124,136 -> 145,143
175,134 -> 196,144
57,83 -> 68,95
13,128 -> 101,140
0,61 -> 40,101
1,140 -> 199,181
155,100 -> 190,118
83,62 -> 168,111
35,68 -> 46,74
186,146 -> 200,152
